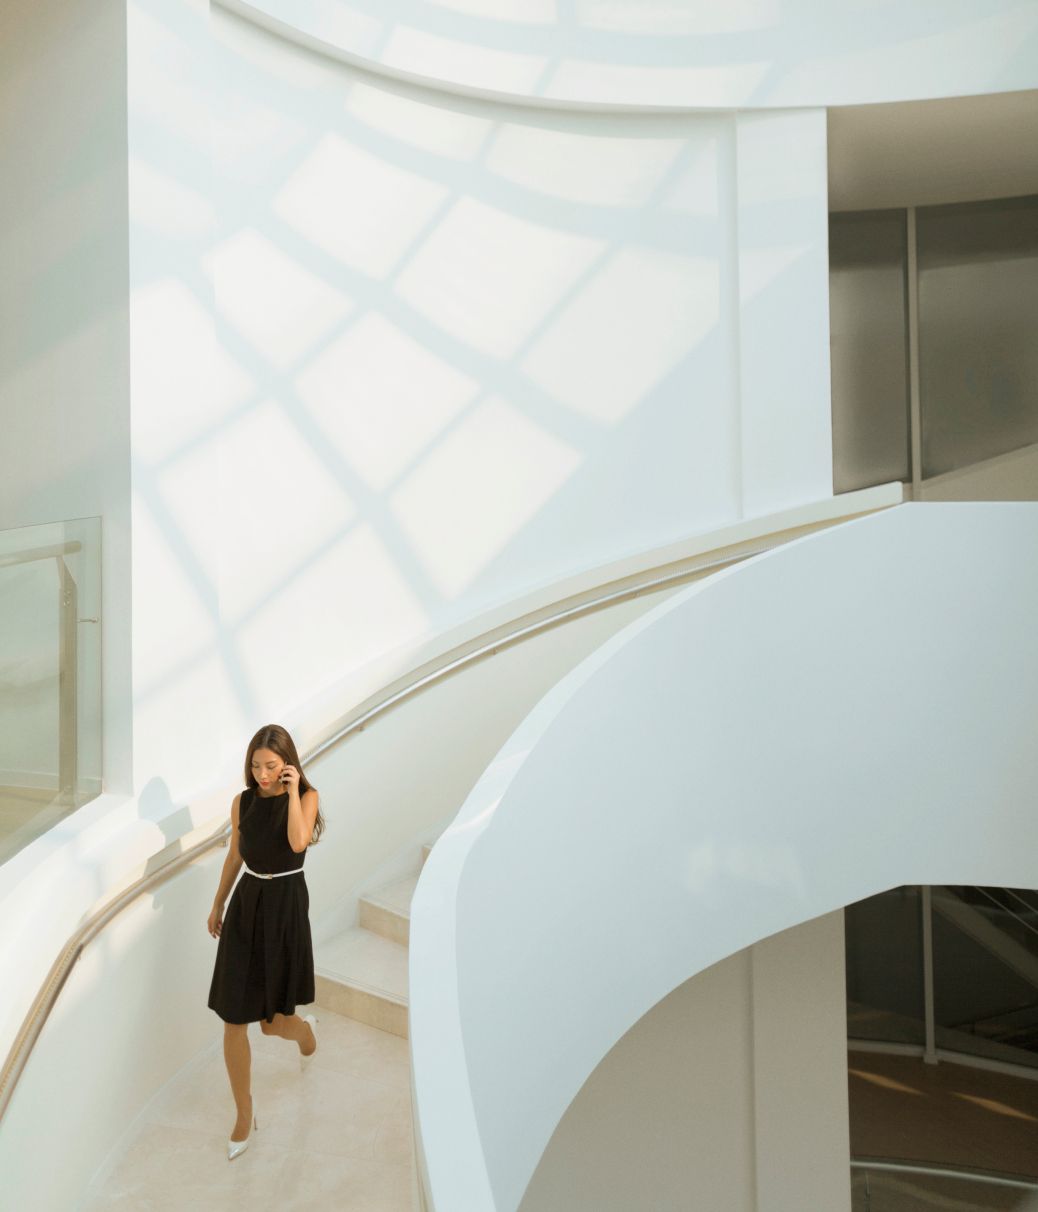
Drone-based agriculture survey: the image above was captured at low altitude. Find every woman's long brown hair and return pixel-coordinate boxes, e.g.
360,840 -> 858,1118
243,724 -> 326,845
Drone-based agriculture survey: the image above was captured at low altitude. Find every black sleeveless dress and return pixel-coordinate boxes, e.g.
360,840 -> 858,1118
207,785 -> 316,1024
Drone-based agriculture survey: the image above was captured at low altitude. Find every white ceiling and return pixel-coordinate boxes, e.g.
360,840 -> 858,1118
828,89 -> 1038,212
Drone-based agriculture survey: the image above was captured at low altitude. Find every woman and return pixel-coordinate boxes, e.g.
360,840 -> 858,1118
207,724 -> 326,1160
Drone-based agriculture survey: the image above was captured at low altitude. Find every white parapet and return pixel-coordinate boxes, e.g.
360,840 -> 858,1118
409,500 -> 1038,1211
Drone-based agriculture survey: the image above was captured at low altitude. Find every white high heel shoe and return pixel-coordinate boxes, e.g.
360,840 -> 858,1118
227,1098 -> 258,1161
300,1014 -> 319,1071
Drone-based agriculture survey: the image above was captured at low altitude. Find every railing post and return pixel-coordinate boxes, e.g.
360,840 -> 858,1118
57,558 -> 78,806
906,205 -> 922,495
921,885 -> 938,1064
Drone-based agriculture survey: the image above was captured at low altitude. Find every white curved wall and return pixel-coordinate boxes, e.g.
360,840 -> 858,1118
409,501 -> 1038,1211
0,494 -> 894,1206
117,1 -> 832,805
5,0 -> 1034,836
221,0 -> 1038,109
0,0 -> 133,790
519,911 -> 850,1212
0,563 -> 686,1210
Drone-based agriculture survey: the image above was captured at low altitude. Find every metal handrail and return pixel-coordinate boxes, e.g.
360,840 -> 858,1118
968,885 -> 1038,942
0,540 -> 82,569
0,503 -> 890,1127
306,536 -> 788,763
851,1157 -> 1038,1191
1003,887 -> 1038,917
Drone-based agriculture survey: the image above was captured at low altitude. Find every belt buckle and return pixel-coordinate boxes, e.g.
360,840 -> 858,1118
261,872 -> 273,880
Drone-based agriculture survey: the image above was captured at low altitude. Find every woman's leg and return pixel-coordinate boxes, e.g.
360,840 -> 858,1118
223,1022 -> 253,1140
260,1012 -> 316,1056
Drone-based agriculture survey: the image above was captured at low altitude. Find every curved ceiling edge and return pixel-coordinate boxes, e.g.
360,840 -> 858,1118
213,0 -> 709,114
213,0 -> 1038,114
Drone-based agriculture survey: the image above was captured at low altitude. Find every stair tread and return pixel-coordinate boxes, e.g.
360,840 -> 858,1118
362,871 -> 420,918
316,925 -> 409,1001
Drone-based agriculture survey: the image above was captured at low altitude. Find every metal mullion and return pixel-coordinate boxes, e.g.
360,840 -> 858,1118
922,885 -> 937,1063
907,207 -> 923,493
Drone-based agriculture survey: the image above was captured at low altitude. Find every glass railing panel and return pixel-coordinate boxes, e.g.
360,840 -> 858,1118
846,885 -> 927,1046
918,193 -> 1038,478
932,885 -> 1038,1071
0,516 -> 101,866
829,208 -> 911,494
852,1164 -> 1038,1212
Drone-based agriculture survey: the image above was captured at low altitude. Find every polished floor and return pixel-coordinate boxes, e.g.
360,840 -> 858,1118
74,1003 -> 1038,1208
850,1051 -> 1038,1184
79,1008 -> 413,1211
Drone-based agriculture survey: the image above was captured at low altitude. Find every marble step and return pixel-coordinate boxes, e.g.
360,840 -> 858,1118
315,924 -> 410,1038
359,871 -> 420,946
314,836 -> 441,1036
358,836 -> 438,944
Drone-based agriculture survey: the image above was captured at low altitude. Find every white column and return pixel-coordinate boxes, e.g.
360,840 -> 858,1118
126,0 -> 229,798
736,109 -> 833,518
751,909 -> 851,1212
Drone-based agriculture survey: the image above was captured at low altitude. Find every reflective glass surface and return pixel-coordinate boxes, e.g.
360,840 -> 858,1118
918,194 -> 1038,478
0,516 -> 101,866
845,885 -> 926,1046
829,209 -> 911,492
932,885 -> 1038,1071
852,1167 -> 1038,1211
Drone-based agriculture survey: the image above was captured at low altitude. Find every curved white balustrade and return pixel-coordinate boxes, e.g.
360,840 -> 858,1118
0,492 -> 893,1208
0,590 -> 657,1210
219,0 -> 1038,110
409,501 -> 1038,1211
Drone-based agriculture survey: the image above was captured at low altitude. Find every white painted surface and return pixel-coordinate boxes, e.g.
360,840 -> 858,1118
125,0 -> 228,796
0,853 -> 226,1212
90,7 -> 835,806
736,108 -> 833,515
0,490 -> 897,1151
0,0 -> 133,792
120,4 -> 742,806
751,912 -> 851,1211
409,502 -> 1038,1211
208,9 -> 744,715
519,911 -> 849,1212
219,0 -> 1038,110
519,948 -> 758,1212
2,0 -> 893,833
0,567 -> 680,1208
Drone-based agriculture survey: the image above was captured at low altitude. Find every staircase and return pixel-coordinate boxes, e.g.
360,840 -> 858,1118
312,841 -> 434,1037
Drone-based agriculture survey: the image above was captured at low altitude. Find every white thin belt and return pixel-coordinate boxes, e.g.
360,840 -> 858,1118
242,861 -> 303,880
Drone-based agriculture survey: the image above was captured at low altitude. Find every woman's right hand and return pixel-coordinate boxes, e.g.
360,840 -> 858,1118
207,905 -> 223,938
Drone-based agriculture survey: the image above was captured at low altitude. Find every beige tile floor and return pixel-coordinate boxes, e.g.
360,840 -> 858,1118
319,928 -> 409,1000
79,1008 -> 414,1212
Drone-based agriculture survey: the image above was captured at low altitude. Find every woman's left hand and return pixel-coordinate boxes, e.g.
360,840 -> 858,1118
280,763 -> 301,794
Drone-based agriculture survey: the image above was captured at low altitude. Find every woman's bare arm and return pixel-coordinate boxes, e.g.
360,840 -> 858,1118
287,788 -> 319,853
212,794 -> 244,909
